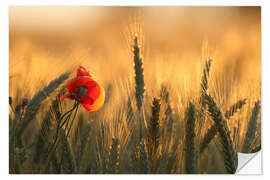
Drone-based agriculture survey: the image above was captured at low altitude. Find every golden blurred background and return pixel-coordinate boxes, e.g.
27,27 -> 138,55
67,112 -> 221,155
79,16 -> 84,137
9,6 -> 261,105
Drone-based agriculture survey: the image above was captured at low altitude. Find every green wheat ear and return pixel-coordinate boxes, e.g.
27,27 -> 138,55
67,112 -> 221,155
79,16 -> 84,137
149,97 -> 161,155
198,59 -> 212,142
204,94 -> 237,174
184,102 -> 196,174
160,85 -> 174,138
148,97 -> 161,173
133,36 -> 145,111
17,72 -> 70,137
225,98 -> 247,119
200,59 -> 212,95
200,98 -> 247,154
242,100 -> 260,153
199,59 -> 212,114
126,96 -> 134,126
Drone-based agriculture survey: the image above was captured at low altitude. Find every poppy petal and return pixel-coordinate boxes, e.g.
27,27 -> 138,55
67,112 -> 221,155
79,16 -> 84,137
77,66 -> 91,77
87,86 -> 105,112
65,76 -> 93,94
85,81 -> 101,101
60,95 -> 68,101
60,94 -> 77,101
65,78 -> 80,93
80,96 -> 94,111
79,86 -> 105,112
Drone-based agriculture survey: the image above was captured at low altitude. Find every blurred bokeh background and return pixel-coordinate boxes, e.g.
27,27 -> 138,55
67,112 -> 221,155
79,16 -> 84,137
9,6 -> 260,104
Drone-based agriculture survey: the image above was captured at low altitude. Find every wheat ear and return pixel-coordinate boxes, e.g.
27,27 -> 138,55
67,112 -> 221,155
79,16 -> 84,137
17,72 -> 70,137
133,36 -> 145,111
198,59 -> 212,141
184,102 -> 196,174
242,100 -> 260,153
204,94 -> 237,174
200,98 -> 247,154
149,97 -> 161,156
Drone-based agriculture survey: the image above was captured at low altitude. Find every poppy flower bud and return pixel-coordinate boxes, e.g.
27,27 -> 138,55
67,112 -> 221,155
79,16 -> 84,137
22,98 -> 29,107
9,97 -> 12,105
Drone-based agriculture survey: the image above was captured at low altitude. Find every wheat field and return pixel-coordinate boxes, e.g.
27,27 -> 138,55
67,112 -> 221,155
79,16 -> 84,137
9,7 -> 261,174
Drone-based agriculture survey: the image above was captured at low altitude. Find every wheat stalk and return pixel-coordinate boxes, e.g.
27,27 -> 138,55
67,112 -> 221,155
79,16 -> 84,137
160,85 -> 174,138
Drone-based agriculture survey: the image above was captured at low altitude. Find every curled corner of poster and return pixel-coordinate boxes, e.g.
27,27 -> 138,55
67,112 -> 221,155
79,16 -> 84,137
236,151 -> 262,175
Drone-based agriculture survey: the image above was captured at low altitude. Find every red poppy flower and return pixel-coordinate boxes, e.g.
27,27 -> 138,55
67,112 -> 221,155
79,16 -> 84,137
60,66 -> 105,112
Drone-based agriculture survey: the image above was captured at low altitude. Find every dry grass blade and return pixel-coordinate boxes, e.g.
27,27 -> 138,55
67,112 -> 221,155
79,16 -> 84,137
242,100 -> 260,153
184,102 -> 196,174
204,94 -> 237,174
17,72 -> 70,137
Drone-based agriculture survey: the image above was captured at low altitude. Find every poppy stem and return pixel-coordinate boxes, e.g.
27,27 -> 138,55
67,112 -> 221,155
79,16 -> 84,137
58,102 -> 79,171
66,103 -> 79,138
59,102 -> 79,128
46,101 -> 79,162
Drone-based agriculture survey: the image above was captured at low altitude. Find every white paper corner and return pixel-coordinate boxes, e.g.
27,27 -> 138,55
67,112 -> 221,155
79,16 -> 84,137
236,151 -> 262,174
